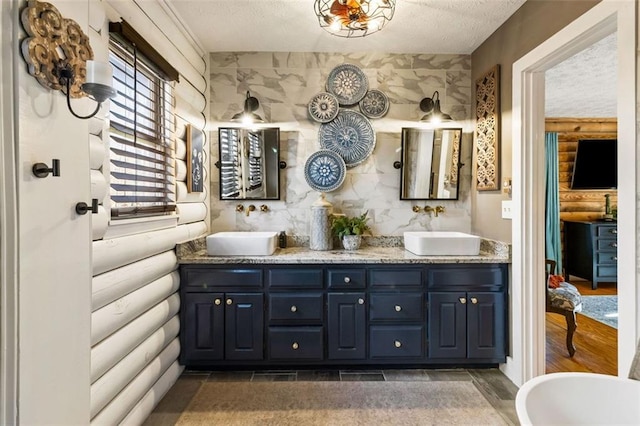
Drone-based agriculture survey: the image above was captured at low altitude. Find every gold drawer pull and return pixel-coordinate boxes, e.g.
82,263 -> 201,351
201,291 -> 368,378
459,297 -> 467,304
395,305 -> 402,312
292,342 -> 299,350
344,276 -> 351,283
226,298 -> 233,305
471,297 -> 478,304
394,340 -> 402,348
290,305 -> 297,313
214,298 -> 221,306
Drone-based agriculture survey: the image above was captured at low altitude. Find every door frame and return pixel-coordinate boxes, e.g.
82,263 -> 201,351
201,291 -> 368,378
508,0 -> 637,385
0,1 -> 19,423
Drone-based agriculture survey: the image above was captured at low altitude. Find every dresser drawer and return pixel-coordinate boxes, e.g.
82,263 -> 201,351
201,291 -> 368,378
369,268 -> 422,288
327,268 -> 366,289
268,268 -> 323,288
596,239 -> 618,251
183,268 -> 262,289
369,325 -> 424,358
596,252 -> 618,265
369,293 -> 423,321
269,293 -> 324,323
268,327 -> 323,360
596,225 -> 618,237
596,265 -> 617,278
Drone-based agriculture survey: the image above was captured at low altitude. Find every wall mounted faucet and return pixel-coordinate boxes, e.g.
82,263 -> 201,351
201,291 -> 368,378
246,204 -> 256,217
424,206 -> 434,216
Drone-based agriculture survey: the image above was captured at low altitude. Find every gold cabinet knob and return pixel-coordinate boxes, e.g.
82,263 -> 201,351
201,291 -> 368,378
395,305 -> 402,312
226,298 -> 233,305
290,305 -> 297,313
344,276 -> 351,283
459,297 -> 467,304
358,298 -> 364,305
214,298 -> 221,306
292,342 -> 299,350
394,340 -> 402,348
470,297 -> 478,304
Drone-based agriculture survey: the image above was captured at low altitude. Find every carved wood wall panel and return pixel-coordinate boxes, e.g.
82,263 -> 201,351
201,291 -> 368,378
475,65 -> 500,191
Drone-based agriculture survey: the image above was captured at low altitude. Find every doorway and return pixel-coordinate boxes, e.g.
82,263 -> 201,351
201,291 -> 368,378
543,33 -> 618,375
510,0 -> 636,384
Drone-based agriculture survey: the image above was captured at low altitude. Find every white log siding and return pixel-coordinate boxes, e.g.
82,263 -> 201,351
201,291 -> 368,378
89,1 -> 209,424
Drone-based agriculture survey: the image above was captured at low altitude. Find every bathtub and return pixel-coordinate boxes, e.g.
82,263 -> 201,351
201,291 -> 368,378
516,372 -> 640,425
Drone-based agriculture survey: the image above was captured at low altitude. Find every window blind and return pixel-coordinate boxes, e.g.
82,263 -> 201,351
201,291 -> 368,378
108,38 -> 176,219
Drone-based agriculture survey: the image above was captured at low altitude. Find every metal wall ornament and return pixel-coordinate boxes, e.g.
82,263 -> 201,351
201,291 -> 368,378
20,0 -> 94,98
475,64 -> 501,191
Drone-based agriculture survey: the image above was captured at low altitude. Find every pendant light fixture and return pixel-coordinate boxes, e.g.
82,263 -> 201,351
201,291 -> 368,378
314,0 -> 396,38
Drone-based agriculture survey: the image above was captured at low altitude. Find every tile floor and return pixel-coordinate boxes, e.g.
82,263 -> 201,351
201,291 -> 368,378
144,368 -> 519,425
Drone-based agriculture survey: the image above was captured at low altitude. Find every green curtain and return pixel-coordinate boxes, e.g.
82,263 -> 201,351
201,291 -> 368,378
545,132 -> 562,274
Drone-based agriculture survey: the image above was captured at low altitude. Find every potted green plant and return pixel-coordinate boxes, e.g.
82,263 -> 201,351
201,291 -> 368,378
331,211 -> 371,250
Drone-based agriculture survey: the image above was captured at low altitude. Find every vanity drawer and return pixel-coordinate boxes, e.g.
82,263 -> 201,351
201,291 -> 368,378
268,327 -> 324,360
183,268 -> 262,289
268,268 -> 323,289
369,325 -> 424,358
327,268 -> 366,289
427,265 -> 505,290
369,293 -> 423,321
269,293 -> 324,323
369,268 -> 422,288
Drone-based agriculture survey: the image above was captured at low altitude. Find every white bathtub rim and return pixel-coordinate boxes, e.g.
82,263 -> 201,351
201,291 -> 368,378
516,372 -> 640,426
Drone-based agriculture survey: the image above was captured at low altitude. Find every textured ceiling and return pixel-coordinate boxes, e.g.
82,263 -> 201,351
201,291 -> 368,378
164,0 -> 528,54
545,32 -> 617,118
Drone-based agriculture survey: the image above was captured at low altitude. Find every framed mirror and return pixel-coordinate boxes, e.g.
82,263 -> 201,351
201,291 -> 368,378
218,127 -> 281,200
399,128 -> 462,200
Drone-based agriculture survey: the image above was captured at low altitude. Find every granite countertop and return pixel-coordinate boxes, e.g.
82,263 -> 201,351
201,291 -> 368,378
177,237 -> 511,265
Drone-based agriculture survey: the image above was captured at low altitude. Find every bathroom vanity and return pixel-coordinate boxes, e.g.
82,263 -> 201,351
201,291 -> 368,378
178,245 -> 509,369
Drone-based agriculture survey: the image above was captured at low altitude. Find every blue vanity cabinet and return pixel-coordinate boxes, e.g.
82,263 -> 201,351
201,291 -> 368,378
427,265 -> 507,362
266,267 -> 325,361
180,267 -> 264,365
327,292 -> 366,359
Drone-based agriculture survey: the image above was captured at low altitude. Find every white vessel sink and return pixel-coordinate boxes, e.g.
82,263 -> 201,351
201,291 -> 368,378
404,231 -> 481,256
206,231 -> 278,256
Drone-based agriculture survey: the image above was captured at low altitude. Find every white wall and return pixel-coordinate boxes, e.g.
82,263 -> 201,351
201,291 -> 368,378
3,0 -> 209,424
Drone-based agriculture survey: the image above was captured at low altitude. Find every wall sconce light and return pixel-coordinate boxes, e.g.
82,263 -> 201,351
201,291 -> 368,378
20,0 -> 116,120
231,91 -> 264,125
419,91 -> 452,124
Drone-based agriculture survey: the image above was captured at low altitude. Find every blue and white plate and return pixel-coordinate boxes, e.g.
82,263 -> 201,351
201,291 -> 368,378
326,64 -> 369,106
359,89 -> 389,119
308,92 -> 339,123
304,150 -> 346,193
318,109 -> 376,168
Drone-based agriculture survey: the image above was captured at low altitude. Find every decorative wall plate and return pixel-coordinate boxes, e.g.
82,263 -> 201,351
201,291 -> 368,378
308,92 -> 339,123
326,64 -> 369,106
319,109 -> 376,168
304,150 -> 347,193
359,89 -> 389,119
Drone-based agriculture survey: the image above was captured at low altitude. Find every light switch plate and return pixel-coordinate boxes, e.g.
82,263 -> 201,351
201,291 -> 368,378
501,200 -> 513,219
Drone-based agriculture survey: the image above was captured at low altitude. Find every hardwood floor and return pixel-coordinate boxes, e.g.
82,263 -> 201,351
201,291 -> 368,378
545,277 -> 617,375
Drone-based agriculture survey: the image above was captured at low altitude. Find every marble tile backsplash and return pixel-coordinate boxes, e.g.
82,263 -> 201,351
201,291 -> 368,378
209,52 -> 473,237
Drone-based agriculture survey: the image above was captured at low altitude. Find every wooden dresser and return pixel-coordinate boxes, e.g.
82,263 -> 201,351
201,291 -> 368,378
563,220 -> 618,289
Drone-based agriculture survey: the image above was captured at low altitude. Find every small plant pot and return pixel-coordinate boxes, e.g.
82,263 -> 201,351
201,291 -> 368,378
342,235 -> 362,250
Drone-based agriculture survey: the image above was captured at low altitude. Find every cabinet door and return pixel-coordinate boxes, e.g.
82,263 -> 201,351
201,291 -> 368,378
467,292 -> 505,359
327,293 -> 366,359
428,292 -> 466,358
183,293 -> 225,361
225,293 -> 264,360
